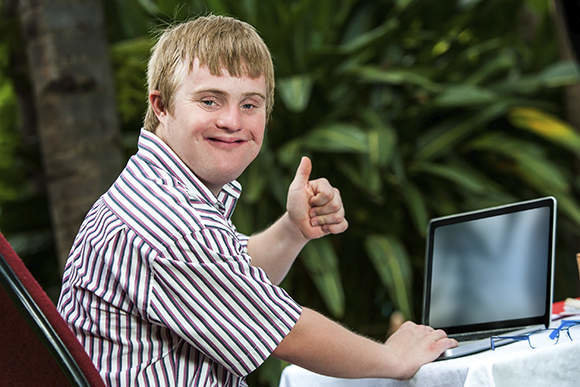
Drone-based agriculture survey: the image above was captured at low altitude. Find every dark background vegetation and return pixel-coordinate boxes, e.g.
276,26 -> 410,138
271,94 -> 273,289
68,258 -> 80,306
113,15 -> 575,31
1,0 -> 580,385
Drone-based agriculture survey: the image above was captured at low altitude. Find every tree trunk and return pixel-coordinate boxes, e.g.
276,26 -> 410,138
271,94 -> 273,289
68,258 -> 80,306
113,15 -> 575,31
17,0 -> 123,270
3,0 -> 42,192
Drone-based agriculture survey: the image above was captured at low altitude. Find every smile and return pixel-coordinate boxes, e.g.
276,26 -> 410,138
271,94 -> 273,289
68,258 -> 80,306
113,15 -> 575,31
208,137 -> 245,143
207,137 -> 247,147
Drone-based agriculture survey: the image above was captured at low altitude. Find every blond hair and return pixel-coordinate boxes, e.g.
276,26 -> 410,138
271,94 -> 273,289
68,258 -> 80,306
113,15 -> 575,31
144,15 -> 275,132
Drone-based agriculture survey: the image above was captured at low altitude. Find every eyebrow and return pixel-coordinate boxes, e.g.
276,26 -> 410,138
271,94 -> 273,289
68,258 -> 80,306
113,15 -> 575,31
193,88 -> 266,101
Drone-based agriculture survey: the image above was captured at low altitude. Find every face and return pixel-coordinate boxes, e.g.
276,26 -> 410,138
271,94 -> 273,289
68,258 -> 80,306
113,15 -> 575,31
152,59 -> 267,196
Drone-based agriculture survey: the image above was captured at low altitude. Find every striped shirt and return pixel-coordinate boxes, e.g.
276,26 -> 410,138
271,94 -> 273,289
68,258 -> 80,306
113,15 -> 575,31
57,129 -> 302,386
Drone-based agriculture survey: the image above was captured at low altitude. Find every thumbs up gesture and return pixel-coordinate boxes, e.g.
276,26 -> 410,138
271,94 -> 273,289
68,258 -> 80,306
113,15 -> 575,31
287,156 -> 348,240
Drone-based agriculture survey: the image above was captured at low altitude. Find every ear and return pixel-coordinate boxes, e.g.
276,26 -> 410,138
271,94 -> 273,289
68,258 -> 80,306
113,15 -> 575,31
149,90 -> 167,121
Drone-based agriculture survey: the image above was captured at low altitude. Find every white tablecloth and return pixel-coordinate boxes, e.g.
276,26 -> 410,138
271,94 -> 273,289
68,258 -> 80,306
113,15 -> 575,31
279,320 -> 580,387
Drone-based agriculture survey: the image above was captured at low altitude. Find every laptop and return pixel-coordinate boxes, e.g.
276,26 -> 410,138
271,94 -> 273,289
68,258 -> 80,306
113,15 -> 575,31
422,197 -> 557,359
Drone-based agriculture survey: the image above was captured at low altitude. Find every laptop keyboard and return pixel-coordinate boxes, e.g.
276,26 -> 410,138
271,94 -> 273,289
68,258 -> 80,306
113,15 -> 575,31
452,331 -> 493,341
450,326 -> 541,342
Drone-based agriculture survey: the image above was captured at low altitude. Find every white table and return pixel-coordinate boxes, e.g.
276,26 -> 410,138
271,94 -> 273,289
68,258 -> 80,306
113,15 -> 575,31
279,319 -> 580,387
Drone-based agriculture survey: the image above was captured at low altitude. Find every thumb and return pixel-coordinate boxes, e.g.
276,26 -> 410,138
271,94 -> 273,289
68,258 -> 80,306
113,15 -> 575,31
291,156 -> 312,186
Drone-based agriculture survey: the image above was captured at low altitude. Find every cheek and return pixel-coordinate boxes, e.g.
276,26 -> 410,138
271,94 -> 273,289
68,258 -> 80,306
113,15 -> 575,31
251,117 -> 267,144
255,129 -> 265,145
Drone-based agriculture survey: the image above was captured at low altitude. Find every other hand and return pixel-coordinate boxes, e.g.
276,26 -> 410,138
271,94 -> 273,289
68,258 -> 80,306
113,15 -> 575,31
383,321 -> 458,379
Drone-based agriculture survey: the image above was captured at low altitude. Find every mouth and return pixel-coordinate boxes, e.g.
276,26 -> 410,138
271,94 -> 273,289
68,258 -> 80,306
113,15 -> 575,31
207,137 -> 247,146
210,138 -> 244,143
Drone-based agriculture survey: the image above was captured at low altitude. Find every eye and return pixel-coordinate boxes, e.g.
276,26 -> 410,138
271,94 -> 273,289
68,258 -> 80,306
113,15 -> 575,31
198,97 -> 220,111
241,97 -> 264,111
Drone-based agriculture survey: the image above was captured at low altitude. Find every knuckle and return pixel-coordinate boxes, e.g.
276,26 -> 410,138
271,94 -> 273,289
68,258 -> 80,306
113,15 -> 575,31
329,201 -> 341,212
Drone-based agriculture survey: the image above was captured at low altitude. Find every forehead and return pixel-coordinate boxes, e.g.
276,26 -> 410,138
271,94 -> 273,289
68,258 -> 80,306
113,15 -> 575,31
178,58 -> 266,97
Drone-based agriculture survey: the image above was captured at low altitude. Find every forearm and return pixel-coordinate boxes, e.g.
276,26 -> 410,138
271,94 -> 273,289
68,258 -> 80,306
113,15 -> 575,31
273,307 -> 403,379
247,212 -> 308,285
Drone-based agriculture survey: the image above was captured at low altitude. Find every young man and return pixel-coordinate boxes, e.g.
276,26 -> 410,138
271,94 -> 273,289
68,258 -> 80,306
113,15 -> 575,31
57,15 -> 456,387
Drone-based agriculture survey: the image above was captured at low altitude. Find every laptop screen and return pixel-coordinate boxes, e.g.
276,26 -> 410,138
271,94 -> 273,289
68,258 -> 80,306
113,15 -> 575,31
423,197 -> 556,334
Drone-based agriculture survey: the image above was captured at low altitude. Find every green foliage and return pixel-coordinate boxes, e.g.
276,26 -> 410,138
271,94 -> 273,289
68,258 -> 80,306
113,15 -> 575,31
111,37 -> 153,128
0,80 -> 20,202
0,4 -> 20,204
301,239 -> 345,318
365,235 -> 413,319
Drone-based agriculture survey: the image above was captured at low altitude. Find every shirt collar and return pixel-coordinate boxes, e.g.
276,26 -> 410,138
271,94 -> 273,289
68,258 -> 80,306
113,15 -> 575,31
135,129 -> 242,216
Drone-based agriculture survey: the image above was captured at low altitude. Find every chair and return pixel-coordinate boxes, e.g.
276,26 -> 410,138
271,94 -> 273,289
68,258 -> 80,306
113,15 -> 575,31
0,232 -> 105,386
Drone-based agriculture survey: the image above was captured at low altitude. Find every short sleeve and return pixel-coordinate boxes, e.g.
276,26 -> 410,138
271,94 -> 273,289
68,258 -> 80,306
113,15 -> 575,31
147,227 -> 302,377
235,231 -> 249,253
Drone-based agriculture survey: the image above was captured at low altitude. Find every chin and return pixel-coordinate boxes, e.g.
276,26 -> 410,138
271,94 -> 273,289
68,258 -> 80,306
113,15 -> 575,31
209,157 -> 258,185
211,169 -> 245,187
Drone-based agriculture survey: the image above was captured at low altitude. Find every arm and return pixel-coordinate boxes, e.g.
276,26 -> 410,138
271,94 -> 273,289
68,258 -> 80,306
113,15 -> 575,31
247,212 -> 308,285
248,156 -> 348,284
249,159 -> 455,377
273,308 -> 457,380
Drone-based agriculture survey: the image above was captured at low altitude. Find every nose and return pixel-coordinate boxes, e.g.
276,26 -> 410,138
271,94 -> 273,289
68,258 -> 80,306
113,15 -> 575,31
216,105 -> 242,131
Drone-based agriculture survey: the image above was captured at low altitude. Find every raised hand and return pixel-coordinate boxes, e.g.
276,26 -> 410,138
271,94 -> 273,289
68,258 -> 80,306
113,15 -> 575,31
286,156 -> 348,240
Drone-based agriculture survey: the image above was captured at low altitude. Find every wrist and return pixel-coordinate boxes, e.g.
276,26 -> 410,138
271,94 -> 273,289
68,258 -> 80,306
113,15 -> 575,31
281,212 -> 310,246
366,340 -> 402,379
380,347 -> 405,379
379,339 -> 415,380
